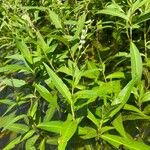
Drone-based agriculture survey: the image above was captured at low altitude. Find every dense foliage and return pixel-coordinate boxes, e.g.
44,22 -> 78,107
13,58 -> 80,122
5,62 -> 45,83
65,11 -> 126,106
0,0 -> 150,149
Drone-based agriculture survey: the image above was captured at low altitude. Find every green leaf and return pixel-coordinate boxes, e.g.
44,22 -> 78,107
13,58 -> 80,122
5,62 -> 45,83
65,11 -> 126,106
48,10 -> 62,29
58,118 -> 78,150
135,12 -> 150,24
93,80 -> 121,97
3,136 -> 22,150
110,78 -> 137,118
74,13 -> 86,39
2,114 -> 26,132
44,63 -> 72,105
37,121 -> 63,134
0,113 -> 16,128
6,123 -> 29,133
25,135 -> 39,150
28,100 -> 38,118
74,90 -> 97,100
46,137 -> 58,145
123,104 -> 145,116
130,42 -> 143,82
44,104 -> 56,122
106,72 -> 125,79
112,78 -> 136,105
21,130 -> 35,141
36,31 -> 50,53
57,66 -> 72,76
2,78 -> 26,88
87,109 -> 99,127
35,83 -> 57,106
101,126 -> 114,134
0,64 -> 26,73
3,130 -> 35,150
129,0 -> 149,15
102,134 -> 150,150
123,113 -> 150,121
78,126 -> 97,139
141,91 -> 150,102
16,39 -> 33,64
112,114 -> 127,138
97,8 -> 128,20
39,138 -> 45,150
0,99 -> 16,106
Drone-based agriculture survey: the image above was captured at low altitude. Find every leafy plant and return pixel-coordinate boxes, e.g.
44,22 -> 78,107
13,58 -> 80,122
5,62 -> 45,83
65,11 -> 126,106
0,0 -> 150,150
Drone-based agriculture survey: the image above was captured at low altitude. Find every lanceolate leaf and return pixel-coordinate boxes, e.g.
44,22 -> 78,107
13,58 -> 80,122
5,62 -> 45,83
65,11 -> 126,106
78,126 -> 97,139
58,120 -> 78,150
48,10 -> 62,29
3,130 -> 35,150
7,123 -> 29,133
97,8 -> 128,20
74,13 -> 86,39
129,0 -> 149,15
87,109 -> 99,127
3,136 -> 22,150
135,12 -> 150,24
2,78 -> 26,88
16,39 -> 33,64
112,78 -> 136,106
44,63 -> 72,105
102,134 -> 150,150
130,42 -> 142,82
112,114 -> 127,138
2,114 -> 26,132
0,64 -> 26,73
35,83 -> 57,106
25,135 -> 39,150
37,121 -> 63,134
109,78 -> 137,118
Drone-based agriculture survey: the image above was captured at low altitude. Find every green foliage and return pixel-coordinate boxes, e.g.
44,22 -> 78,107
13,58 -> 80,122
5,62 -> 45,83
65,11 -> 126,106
0,0 -> 150,149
